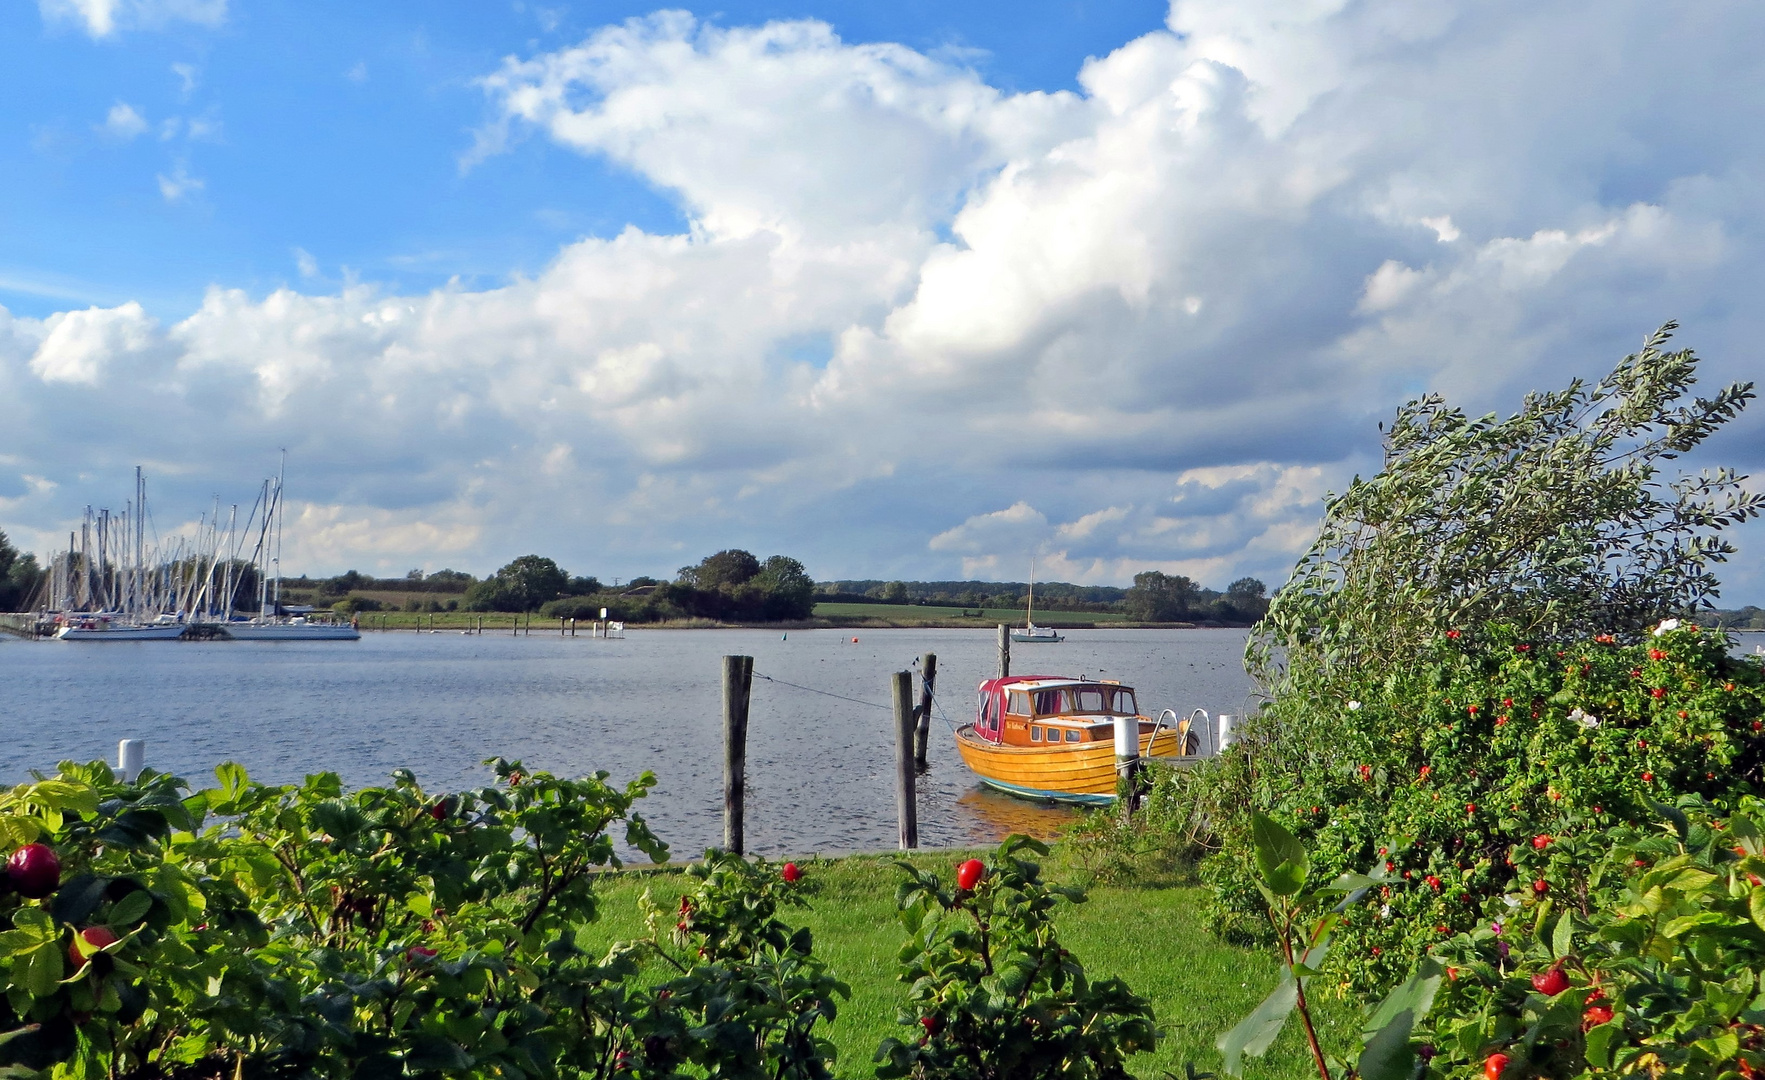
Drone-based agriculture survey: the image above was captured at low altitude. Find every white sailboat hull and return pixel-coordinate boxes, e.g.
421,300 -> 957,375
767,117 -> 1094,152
1010,625 -> 1064,643
56,624 -> 187,641
222,622 -> 360,641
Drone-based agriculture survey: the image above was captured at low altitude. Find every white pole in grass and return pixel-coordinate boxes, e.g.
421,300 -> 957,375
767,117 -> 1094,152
118,739 -> 145,782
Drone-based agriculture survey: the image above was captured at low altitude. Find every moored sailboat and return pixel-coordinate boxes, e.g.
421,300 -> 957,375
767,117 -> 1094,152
1009,558 -> 1064,643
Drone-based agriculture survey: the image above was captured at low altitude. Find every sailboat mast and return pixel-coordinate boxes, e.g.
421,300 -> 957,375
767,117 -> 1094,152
1026,556 -> 1035,628
271,452 -> 285,616
135,466 -> 145,618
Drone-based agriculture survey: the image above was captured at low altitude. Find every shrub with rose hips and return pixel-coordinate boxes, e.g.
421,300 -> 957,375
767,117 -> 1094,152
1197,621 -> 1765,991
875,836 -> 1156,1080
1409,799 -> 1765,1078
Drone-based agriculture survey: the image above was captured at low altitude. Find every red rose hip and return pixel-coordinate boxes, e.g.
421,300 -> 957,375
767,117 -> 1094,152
1484,1051 -> 1510,1079
8,843 -> 60,899
955,859 -> 984,891
1531,967 -> 1568,996
68,925 -> 118,967
781,862 -> 802,883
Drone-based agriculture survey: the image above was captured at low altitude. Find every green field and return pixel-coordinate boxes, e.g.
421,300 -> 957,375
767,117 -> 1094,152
811,602 -> 1130,625
578,852 -> 1337,1079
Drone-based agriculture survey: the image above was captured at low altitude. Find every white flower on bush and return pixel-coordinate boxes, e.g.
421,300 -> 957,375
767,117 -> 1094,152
1569,707 -> 1600,730
1654,619 -> 1681,636
1347,700 -> 1362,711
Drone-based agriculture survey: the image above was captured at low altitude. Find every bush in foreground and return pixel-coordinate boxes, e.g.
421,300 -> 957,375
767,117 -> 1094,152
1200,622 -> 1765,988
0,762 -> 1153,1080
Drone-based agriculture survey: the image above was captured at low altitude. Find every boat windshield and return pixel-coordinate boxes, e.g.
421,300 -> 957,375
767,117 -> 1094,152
1029,685 -> 1136,716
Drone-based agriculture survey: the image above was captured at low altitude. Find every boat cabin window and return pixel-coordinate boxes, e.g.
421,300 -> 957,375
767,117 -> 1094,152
1030,727 -> 1042,742
1064,729 -> 1081,743
977,692 -> 1001,736
1033,689 -> 1062,715
1109,688 -> 1136,715
1073,687 -> 1106,713
1009,690 -> 1032,716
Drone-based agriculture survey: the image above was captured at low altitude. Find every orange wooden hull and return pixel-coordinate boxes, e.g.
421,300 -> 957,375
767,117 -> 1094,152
954,723 -> 1184,804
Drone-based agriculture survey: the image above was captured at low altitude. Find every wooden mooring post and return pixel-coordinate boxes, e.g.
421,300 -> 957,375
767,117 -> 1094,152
996,624 -> 1010,678
893,670 -> 918,849
913,653 -> 937,769
722,655 -> 754,855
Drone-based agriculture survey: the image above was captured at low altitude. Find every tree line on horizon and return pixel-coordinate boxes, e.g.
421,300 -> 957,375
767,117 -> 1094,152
821,571 -> 1273,624
9,525 -> 1762,627
296,555 -> 1274,626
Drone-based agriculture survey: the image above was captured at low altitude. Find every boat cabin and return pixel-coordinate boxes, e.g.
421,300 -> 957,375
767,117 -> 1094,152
972,676 -> 1141,746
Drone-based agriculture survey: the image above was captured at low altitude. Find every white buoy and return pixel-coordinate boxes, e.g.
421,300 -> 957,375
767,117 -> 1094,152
118,739 -> 145,782
1217,714 -> 1238,752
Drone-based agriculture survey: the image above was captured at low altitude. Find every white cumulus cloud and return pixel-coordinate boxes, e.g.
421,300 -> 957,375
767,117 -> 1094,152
39,0 -> 225,38
29,302 -> 159,385
5,0 -> 1765,598
99,102 -> 147,140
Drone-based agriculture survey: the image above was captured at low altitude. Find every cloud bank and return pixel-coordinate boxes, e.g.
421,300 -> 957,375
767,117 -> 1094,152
4,1 -> 1764,597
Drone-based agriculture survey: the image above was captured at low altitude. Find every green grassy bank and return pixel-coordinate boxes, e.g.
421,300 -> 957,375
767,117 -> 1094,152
580,852 -> 1341,1080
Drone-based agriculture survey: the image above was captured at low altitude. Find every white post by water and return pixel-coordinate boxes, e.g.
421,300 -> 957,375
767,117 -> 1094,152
1112,714 -> 1140,822
118,739 -> 145,782
1217,713 -> 1238,753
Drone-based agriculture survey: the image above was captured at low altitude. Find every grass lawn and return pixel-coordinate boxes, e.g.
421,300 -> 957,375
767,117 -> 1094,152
578,853 -> 1345,1080
811,602 -> 1132,625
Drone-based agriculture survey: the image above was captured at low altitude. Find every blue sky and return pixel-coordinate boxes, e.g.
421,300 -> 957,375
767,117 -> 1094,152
0,1 -> 1164,318
3,0 -> 1764,602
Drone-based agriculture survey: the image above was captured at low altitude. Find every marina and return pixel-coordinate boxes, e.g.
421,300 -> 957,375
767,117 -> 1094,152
0,626 -> 1259,855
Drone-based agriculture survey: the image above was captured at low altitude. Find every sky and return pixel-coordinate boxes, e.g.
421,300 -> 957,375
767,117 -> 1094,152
2,0 -> 1764,600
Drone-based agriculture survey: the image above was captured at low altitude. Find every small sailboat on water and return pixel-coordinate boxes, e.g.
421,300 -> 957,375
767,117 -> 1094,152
1009,558 -> 1063,643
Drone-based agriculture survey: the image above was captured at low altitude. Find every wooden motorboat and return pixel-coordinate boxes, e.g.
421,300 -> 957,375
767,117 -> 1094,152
955,675 -> 1197,804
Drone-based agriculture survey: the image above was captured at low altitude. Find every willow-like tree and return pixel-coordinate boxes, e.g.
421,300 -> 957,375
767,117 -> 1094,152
1248,322 -> 1761,704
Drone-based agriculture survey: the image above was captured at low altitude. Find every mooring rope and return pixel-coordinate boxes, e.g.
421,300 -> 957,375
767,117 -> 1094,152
751,671 -> 893,711
751,670 -> 966,735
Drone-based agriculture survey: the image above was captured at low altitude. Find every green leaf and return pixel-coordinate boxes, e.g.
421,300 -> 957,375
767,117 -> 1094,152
1584,1018 -> 1621,1068
1216,976 -> 1298,1075
1662,868 -> 1719,894
1551,910 -> 1574,960
1750,886 -> 1765,933
1653,800 -> 1691,841
1362,958 -> 1442,1040
107,889 -> 152,928
1250,812 -> 1308,897
24,942 -> 63,998
1662,911 -> 1732,939
1356,1009 -> 1417,1080
214,761 -> 249,801
50,875 -> 111,928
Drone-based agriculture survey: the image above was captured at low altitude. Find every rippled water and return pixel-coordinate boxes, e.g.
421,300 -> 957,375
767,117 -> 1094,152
0,627 -> 1258,857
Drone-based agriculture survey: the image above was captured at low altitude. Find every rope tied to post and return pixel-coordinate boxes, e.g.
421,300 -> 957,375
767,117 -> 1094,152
752,671 -> 893,711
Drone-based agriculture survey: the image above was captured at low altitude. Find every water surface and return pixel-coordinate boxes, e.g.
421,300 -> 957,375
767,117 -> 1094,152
0,627 -> 1258,857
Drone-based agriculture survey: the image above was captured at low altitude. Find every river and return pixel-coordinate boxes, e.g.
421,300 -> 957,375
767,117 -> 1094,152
0,627 -> 1258,857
